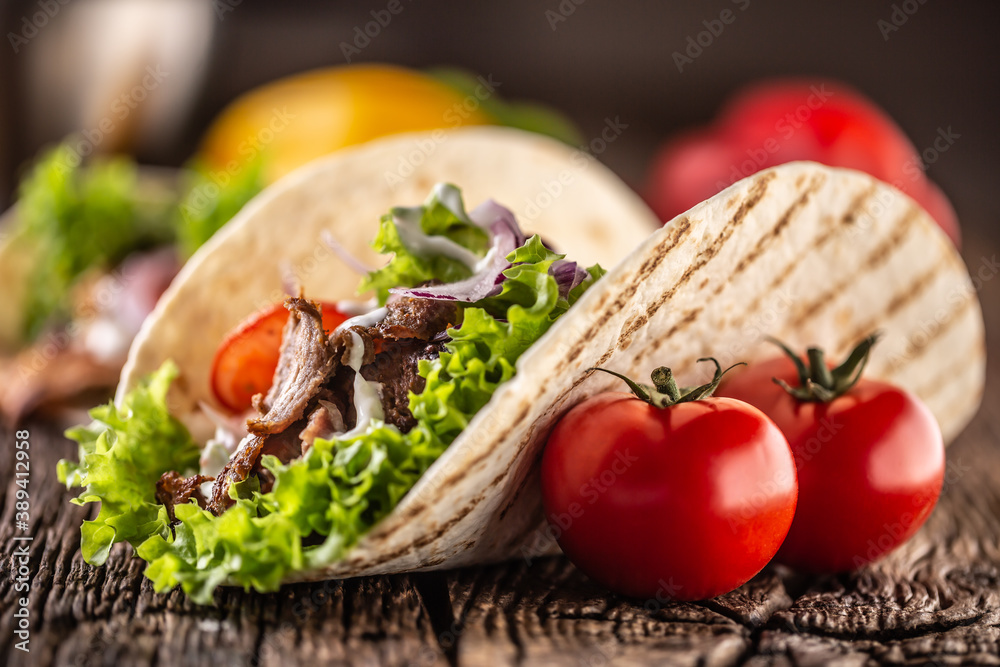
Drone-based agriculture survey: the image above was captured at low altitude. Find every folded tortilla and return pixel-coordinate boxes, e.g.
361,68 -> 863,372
120,127 -> 984,580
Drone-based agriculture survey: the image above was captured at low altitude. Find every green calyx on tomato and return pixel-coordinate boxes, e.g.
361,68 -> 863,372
769,333 -> 881,403
590,357 -> 747,408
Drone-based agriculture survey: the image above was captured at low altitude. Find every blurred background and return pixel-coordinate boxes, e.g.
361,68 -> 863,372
0,0 -> 997,238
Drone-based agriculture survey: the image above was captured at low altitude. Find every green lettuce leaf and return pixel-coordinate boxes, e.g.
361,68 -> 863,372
12,142 -> 263,343
16,144 -> 174,339
57,361 -> 199,565
359,184 -> 489,303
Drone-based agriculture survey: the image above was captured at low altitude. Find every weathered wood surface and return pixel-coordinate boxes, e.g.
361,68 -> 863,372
2,236 -> 999,666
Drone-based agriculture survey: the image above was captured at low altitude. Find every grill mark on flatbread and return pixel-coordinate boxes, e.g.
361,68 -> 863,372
840,182 -> 881,227
636,216 -> 693,281
612,174 -> 774,351
651,189 -> 911,375
641,177 -> 825,352
862,206 -> 920,269
497,435 -> 553,522
361,399 -> 539,551
789,205 -> 919,330
420,401 -> 536,499
422,555 -> 448,568
718,173 -> 826,291
884,294 -> 977,374
841,260 -> 948,347
487,412 -> 565,518
628,175 -> 824,349
664,308 -> 704,340
594,290 -> 611,311
915,355 -> 981,405
359,439 -> 542,567
360,488 -> 491,563
565,217 -> 693,366
607,218 -> 693,350
642,185 -> 885,375
386,404 -> 527,525
745,185 -> 879,317
650,196 -> 892,376
541,369 -> 608,428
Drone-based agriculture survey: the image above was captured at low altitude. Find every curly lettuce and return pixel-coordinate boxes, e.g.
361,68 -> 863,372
11,141 -> 264,343
16,145 -> 174,339
359,184 -> 489,303
56,361 -> 199,565
59,189 -> 604,603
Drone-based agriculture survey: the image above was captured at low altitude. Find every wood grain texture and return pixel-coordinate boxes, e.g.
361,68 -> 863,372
2,235 -> 998,666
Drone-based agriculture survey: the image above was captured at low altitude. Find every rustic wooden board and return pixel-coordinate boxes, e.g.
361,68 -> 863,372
2,237 -> 999,666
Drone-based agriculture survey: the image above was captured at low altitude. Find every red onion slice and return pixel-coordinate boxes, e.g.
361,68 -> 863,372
389,201 -> 526,302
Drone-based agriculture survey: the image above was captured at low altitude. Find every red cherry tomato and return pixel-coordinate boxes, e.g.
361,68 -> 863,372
210,301 -> 348,412
644,79 -> 960,245
541,389 -> 797,601
718,356 -> 944,573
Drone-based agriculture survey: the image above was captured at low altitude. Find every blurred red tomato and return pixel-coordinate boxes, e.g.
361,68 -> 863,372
644,79 -> 960,245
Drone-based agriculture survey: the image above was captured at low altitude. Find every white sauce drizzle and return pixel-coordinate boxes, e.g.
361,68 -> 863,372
343,330 -> 384,437
392,206 -> 481,270
335,306 -> 388,333
200,431 -> 248,497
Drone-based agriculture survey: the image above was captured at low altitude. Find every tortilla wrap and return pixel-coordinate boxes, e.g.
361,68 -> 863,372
120,128 -> 984,581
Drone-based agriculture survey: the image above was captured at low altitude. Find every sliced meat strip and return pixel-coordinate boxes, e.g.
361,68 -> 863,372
247,298 -> 338,436
330,325 -> 377,368
299,402 -> 346,451
376,297 -> 462,341
260,422 -> 308,464
156,471 -> 213,522
208,418 -> 315,514
360,339 -> 447,432
208,433 -> 264,515
207,295 -> 463,516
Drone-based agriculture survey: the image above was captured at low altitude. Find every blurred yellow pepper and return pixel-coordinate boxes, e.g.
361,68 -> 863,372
199,64 -> 565,184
